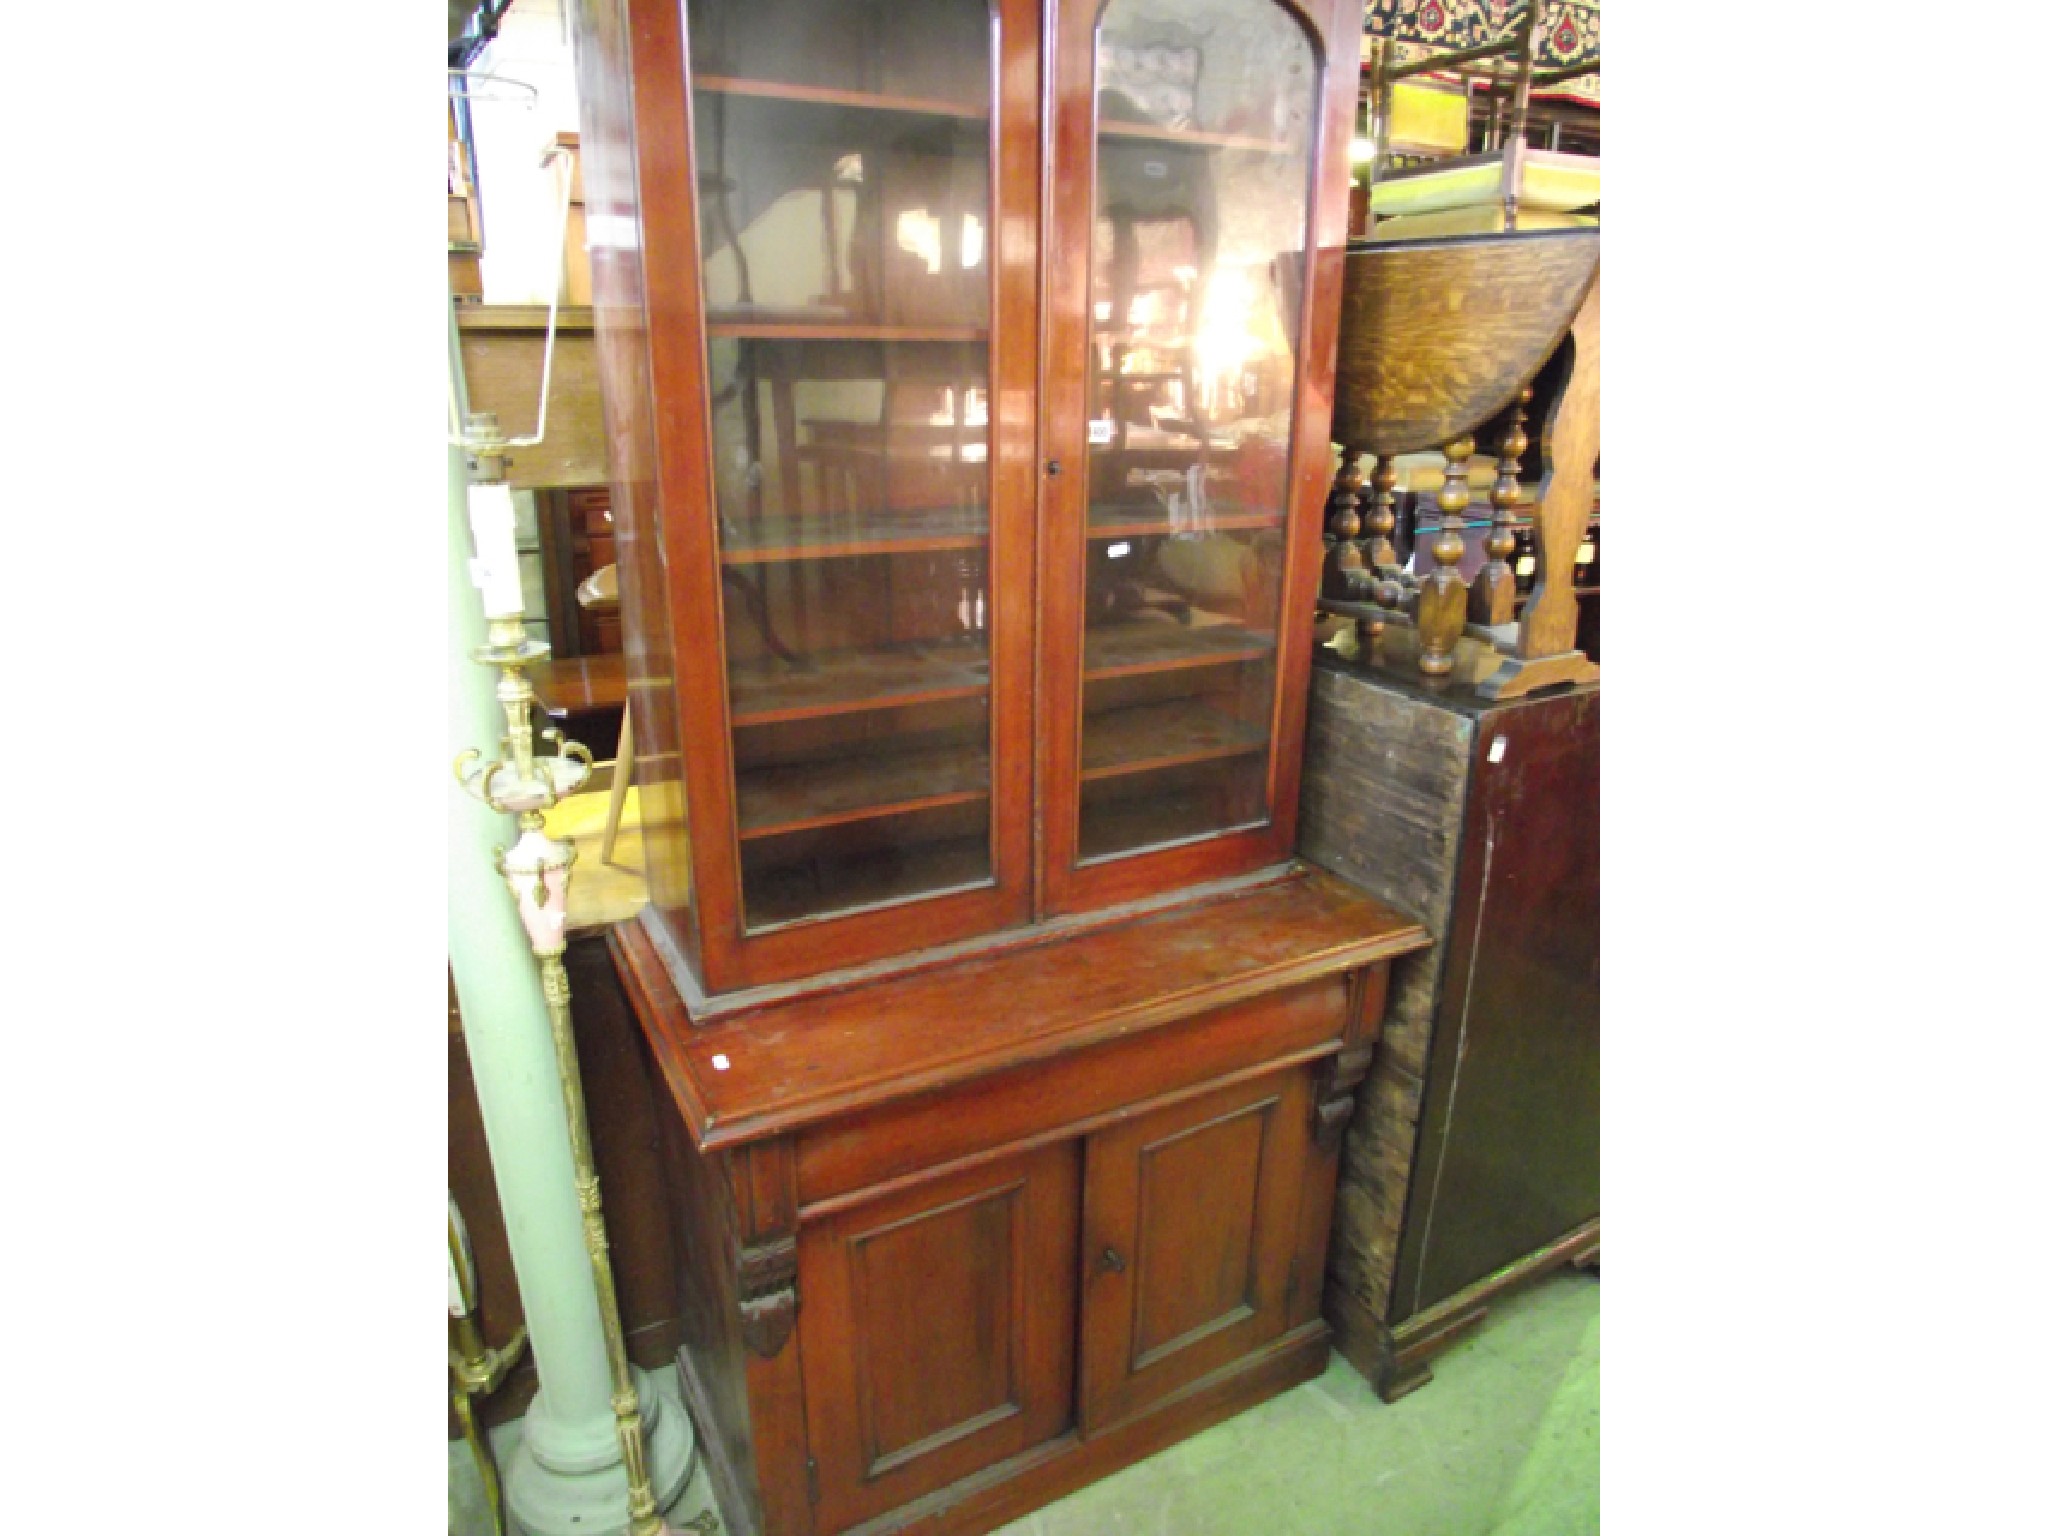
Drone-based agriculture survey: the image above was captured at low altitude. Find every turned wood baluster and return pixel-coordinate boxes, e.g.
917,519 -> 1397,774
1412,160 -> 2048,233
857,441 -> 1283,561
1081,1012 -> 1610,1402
1321,445 -> 1369,599
1414,436 -> 1473,676
1470,387 -> 1530,627
1364,455 -> 1400,575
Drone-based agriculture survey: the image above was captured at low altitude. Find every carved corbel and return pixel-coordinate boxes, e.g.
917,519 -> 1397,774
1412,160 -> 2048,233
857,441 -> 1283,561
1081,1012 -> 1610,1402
1314,1043 -> 1377,1154
737,1234 -> 798,1358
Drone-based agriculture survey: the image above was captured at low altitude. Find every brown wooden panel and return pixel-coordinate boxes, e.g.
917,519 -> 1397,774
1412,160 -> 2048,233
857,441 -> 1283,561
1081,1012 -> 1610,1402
454,311 -> 607,489
1080,1067 -> 1313,1433
618,868 -> 1426,1153
795,976 -> 1345,1207
800,1143 -> 1080,1534
1131,1111 -> 1264,1364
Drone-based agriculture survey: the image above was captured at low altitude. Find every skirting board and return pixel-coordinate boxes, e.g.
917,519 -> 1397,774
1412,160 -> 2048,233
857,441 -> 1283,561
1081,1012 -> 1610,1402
1326,1217 -> 1599,1402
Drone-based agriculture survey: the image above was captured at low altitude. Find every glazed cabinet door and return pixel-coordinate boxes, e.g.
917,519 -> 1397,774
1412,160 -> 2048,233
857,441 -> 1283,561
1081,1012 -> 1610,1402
797,1142 -> 1081,1534
1037,0 -> 1360,914
1079,1066 -> 1316,1431
652,0 -> 1044,991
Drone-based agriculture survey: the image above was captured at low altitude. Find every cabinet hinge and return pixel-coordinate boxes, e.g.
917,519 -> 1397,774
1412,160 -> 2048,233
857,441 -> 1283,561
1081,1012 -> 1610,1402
806,1455 -> 820,1505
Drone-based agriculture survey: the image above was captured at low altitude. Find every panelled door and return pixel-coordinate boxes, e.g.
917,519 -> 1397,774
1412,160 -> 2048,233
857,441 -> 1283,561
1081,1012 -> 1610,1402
797,1142 -> 1082,1533
1078,1066 -> 1316,1431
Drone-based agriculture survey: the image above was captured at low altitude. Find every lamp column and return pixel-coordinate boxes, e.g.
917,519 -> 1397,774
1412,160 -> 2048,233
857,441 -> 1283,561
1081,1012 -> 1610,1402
446,426 -> 695,1536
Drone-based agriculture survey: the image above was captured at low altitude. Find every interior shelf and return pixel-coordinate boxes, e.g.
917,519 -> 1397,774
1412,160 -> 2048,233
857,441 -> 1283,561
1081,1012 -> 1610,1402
1099,117 -> 1290,153
1078,793 -> 1263,864
1082,620 -> 1275,680
736,740 -> 990,840
742,836 -> 993,930
695,74 -> 989,121
720,508 -> 988,564
1086,504 -> 1284,540
1079,698 -> 1268,782
728,643 -> 990,726
706,314 -> 989,342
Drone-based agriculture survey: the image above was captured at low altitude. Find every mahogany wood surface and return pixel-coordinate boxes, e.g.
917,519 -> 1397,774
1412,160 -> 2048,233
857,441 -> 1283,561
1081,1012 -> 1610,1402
1036,0 -> 1367,922
572,3 -> 1427,1530
1079,1068 -> 1314,1434
838,1322 -> 1330,1536
799,1143 -> 1080,1531
614,866 -> 1426,1151
793,976 -> 1349,1210
572,0 -> 703,973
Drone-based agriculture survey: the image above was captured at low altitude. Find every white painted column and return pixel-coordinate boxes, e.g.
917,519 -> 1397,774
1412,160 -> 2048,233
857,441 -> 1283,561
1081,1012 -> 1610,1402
447,317 -> 694,1536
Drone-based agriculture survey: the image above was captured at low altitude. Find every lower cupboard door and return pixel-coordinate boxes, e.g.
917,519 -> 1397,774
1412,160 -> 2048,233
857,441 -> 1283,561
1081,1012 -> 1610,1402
1079,1067 -> 1315,1432
798,1141 -> 1082,1533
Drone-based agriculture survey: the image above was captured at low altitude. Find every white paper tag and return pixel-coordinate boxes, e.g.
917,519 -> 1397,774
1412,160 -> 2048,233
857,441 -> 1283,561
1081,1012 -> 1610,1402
1488,737 -> 1508,764
1089,418 -> 1116,446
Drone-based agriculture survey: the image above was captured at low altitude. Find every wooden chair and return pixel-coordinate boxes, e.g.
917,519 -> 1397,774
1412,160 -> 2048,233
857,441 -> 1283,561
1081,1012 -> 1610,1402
1362,1 -> 1599,242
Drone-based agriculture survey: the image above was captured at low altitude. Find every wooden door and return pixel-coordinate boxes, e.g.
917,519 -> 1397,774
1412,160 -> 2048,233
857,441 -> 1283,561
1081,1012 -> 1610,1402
798,1142 -> 1081,1534
1079,1066 -> 1315,1431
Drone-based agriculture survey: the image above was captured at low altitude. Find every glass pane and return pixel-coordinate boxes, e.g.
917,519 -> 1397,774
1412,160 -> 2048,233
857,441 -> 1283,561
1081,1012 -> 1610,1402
1078,0 -> 1317,863
687,0 -> 996,929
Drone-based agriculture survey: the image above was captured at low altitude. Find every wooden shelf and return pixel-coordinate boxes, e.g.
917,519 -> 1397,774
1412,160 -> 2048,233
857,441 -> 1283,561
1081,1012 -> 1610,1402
1083,621 -> 1275,680
696,74 -> 989,122
742,835 -> 993,931
1080,699 -> 1268,782
1078,789 -> 1262,864
729,644 -> 989,727
1099,118 -> 1291,154
737,741 -> 990,840
707,314 -> 989,342
1086,504 -> 1284,540
720,508 -> 988,564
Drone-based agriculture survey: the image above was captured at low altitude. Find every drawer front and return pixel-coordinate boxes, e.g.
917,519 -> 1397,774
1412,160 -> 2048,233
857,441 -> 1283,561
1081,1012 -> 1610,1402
797,1142 -> 1081,1534
795,976 -> 1348,1209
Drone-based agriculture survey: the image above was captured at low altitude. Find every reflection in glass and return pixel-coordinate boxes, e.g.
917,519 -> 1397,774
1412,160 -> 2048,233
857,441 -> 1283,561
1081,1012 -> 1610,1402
1078,0 -> 1317,862
685,0 -> 998,928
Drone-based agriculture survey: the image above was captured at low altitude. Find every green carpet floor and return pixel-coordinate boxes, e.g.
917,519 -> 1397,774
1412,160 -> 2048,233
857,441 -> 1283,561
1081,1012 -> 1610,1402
451,1271 -> 1598,1536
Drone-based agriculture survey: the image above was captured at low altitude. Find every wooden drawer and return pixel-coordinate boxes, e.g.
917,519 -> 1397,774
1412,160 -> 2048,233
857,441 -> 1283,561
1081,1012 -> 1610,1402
795,976 -> 1349,1211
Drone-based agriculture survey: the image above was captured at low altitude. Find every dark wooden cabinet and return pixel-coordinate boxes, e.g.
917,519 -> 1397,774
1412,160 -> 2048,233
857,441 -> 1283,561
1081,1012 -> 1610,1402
570,0 -> 1428,1530
1298,658 -> 1598,1401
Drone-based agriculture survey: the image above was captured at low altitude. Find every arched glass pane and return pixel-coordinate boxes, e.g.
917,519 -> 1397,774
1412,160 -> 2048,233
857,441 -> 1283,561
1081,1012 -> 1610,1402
1078,0 -> 1318,861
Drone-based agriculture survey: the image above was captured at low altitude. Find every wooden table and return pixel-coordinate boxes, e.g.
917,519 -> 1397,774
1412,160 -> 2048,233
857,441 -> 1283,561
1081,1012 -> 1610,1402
528,653 -> 627,761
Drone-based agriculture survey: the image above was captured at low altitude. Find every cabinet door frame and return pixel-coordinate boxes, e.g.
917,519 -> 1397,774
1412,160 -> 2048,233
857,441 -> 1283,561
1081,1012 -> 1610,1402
797,1140 -> 1082,1533
1077,1065 -> 1316,1432
1034,0 -> 1365,918
629,0 -> 1047,994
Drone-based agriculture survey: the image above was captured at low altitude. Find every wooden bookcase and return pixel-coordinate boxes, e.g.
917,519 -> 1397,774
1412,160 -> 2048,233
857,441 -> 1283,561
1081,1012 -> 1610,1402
570,2 -> 1428,1532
